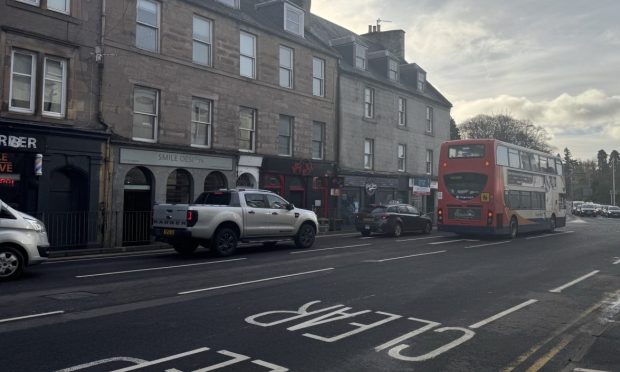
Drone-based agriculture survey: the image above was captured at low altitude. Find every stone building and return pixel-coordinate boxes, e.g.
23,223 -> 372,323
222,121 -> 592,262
0,0 -> 108,248
100,0 -> 338,244
308,17 -> 452,224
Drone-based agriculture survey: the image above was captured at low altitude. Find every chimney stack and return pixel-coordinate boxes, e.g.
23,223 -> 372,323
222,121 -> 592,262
368,25 -> 372,33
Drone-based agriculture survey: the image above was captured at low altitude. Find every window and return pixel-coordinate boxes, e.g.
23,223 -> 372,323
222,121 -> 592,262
508,149 -> 520,168
355,44 -> 367,70
245,194 -> 268,209
364,139 -> 374,169
166,169 -> 193,204
496,145 -> 509,166
239,107 -> 256,152
284,3 -> 304,37
240,32 -> 256,78
417,71 -> 426,91
278,115 -> 293,156
389,60 -> 398,81
9,51 -> 36,113
364,87 -> 374,118
530,153 -> 540,172
398,144 -> 406,172
133,86 -> 158,142
47,0 -> 70,14
136,0 -> 159,52
266,194 -> 289,209
449,145 -> 485,159
16,0 -> 40,5
217,0 -> 239,8
191,98 -> 212,147
42,57 -> 67,117
312,57 -> 325,97
312,121 -> 324,160
520,151 -> 532,170
444,173 -> 488,201
426,106 -> 434,133
279,46 -> 293,88
426,149 -> 433,175
398,97 -> 406,126
193,16 -> 212,66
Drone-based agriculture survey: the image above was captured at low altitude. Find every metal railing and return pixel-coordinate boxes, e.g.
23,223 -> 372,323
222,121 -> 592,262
35,211 -> 103,250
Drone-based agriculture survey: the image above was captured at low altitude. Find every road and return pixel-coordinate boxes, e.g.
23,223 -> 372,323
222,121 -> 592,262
1,215 -> 619,372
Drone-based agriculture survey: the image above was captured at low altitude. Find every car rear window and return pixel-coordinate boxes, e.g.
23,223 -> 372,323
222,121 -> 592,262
609,206 -> 620,210
194,192 -> 239,206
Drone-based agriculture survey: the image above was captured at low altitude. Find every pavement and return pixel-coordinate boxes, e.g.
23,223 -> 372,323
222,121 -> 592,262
1,214 -> 619,371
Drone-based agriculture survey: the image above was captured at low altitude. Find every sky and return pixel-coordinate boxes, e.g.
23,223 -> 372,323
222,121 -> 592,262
312,0 -> 620,160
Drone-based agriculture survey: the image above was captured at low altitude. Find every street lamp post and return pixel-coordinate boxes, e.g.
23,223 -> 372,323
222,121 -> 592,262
613,157 -> 616,206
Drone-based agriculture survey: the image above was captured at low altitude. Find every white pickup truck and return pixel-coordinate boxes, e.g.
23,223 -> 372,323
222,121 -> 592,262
152,189 -> 319,256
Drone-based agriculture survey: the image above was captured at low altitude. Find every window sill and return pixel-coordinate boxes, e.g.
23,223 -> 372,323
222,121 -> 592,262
425,131 -> 434,137
7,0 -> 80,24
362,117 -> 377,124
132,137 -> 157,143
239,149 -> 256,154
397,125 -> 409,131
191,144 -> 211,149
8,108 -> 35,115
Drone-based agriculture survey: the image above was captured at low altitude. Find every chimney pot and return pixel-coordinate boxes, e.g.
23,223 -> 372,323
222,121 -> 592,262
368,25 -> 372,33
377,24 -> 381,32
372,26 -> 377,32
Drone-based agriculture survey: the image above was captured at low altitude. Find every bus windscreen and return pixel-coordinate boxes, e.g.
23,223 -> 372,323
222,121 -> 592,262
448,144 -> 486,158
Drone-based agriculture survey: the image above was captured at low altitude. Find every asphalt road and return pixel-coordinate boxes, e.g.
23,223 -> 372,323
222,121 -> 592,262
1,215 -> 619,372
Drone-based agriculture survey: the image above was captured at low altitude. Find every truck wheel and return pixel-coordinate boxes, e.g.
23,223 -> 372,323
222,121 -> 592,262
211,228 -> 238,257
173,240 -> 199,255
0,246 -> 24,281
295,223 -> 316,249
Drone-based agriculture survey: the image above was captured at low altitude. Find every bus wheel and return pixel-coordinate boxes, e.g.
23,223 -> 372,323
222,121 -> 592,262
509,217 -> 518,239
549,215 -> 556,233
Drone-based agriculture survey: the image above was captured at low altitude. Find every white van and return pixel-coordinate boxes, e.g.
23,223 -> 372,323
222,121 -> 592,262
0,200 -> 49,281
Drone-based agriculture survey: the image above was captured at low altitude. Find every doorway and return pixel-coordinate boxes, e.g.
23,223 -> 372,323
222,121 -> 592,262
123,167 -> 153,245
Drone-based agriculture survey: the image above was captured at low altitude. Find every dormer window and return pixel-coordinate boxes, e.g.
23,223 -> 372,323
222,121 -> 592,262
389,59 -> 398,81
417,71 -> 426,92
217,0 -> 239,8
355,44 -> 367,70
284,3 -> 304,37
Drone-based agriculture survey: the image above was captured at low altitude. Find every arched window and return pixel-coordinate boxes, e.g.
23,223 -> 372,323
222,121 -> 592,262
166,169 -> 193,204
124,167 -> 152,190
236,173 -> 256,188
204,171 -> 228,191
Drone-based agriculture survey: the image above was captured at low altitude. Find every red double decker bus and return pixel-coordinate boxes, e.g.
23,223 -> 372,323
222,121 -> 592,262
437,139 -> 567,238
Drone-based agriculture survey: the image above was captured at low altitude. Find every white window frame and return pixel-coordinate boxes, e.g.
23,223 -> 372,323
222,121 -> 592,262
279,46 -> 293,89
278,115 -> 293,157
398,144 -> 406,172
132,86 -> 159,143
398,97 -> 406,126
15,0 -> 40,6
9,50 -> 36,114
239,107 -> 256,152
388,59 -> 398,81
284,3 -> 304,37
355,44 -> 367,70
426,106 -> 434,133
192,15 -> 212,66
136,0 -> 160,53
312,121 -> 325,160
42,57 -> 67,118
240,31 -> 256,79
312,57 -> 325,97
364,139 -> 374,170
47,0 -> 70,14
364,87 -> 374,118
426,149 -> 434,175
216,0 -> 239,8
190,97 -> 213,148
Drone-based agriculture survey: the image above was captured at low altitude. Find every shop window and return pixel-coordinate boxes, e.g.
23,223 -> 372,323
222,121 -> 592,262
236,173 -> 256,188
166,169 -> 192,204
204,171 -> 228,191
124,167 -> 152,190
263,174 -> 283,195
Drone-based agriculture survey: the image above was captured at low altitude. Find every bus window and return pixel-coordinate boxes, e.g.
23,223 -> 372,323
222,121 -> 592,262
496,145 -> 509,166
443,173 -> 488,201
540,157 -> 549,173
520,191 -> 532,209
506,190 -> 520,209
530,154 -> 540,172
520,151 -> 532,170
449,144 -> 486,158
509,149 -> 520,168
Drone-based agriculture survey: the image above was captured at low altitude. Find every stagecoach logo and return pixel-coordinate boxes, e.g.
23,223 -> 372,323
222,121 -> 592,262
365,181 -> 378,196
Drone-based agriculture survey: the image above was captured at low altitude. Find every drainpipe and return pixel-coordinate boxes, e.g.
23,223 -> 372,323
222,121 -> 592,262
335,58 -> 342,221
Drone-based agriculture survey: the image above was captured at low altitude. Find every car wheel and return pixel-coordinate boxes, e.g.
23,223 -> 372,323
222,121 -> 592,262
0,246 -> 24,281
392,223 -> 403,237
549,216 -> 556,233
173,240 -> 199,255
423,221 -> 433,234
210,228 -> 238,257
509,217 -> 518,239
361,230 -> 372,237
295,223 -> 316,249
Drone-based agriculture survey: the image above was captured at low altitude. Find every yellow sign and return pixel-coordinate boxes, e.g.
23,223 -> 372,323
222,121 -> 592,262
481,193 -> 490,202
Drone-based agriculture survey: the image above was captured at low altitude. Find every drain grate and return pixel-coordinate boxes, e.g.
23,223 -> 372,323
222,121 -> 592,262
46,292 -> 99,300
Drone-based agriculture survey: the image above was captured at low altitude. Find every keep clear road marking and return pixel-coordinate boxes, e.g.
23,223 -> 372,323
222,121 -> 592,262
429,239 -> 479,245
365,250 -> 447,263
178,268 -> 334,295
469,299 -> 538,329
464,241 -> 511,249
395,236 -> 447,242
290,244 -> 371,255
0,311 -> 65,324
110,348 -> 210,372
525,231 -> 575,240
75,258 -> 247,279
55,357 -> 148,372
549,270 -> 600,293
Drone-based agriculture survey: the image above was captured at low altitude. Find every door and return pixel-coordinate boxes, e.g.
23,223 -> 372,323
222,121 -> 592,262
266,194 -> 296,235
398,205 -> 414,232
123,167 -> 153,245
408,205 -> 424,230
243,193 -> 269,237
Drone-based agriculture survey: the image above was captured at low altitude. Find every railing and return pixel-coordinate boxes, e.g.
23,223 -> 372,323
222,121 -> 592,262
116,210 -> 153,246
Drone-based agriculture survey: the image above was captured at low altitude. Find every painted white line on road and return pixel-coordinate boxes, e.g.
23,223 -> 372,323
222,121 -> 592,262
289,244 -> 371,255
613,258 -> 620,265
46,251 -> 174,264
55,357 -> 147,372
252,360 -> 289,372
359,237 -> 375,240
316,232 -> 360,238
549,271 -> 600,293
178,268 -> 334,295
464,241 -> 511,249
0,310 -> 65,324
366,250 -> 447,263
395,236 -> 446,242
75,258 -> 247,278
429,239 -> 478,245
469,299 -> 538,329
111,348 -> 210,372
525,231 -> 575,240
573,368 -> 610,372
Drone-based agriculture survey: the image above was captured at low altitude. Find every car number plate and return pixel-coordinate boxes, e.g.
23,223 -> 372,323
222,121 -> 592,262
163,229 -> 175,237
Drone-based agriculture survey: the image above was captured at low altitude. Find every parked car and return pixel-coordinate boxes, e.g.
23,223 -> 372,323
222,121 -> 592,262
354,204 -> 433,237
152,189 -> 318,257
571,201 -> 584,215
578,203 -> 597,217
603,205 -> 620,218
0,200 -> 49,281
593,204 -> 603,216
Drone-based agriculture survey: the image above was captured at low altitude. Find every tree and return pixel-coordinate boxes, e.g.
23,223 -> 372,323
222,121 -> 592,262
458,114 -> 553,153
450,117 -> 461,140
597,149 -> 608,173
564,148 -> 576,198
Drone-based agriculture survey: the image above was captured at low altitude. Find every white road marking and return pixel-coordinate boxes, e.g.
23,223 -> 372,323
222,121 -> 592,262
464,241 -> 511,249
55,357 -> 147,372
252,360 -> 289,372
567,218 -> 586,224
525,231 -> 575,240
359,237 -> 375,240
178,268 -> 334,295
469,299 -> 538,329
46,251 -> 174,264
549,271 -> 600,293
366,250 -> 447,263
0,310 -> 65,324
111,348 -> 210,372
613,258 -> 620,265
395,236 -> 446,242
316,232 -> 360,238
573,368 -> 610,372
429,239 -> 478,245
289,244 -> 371,255
75,258 -> 247,278
193,350 -> 250,372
